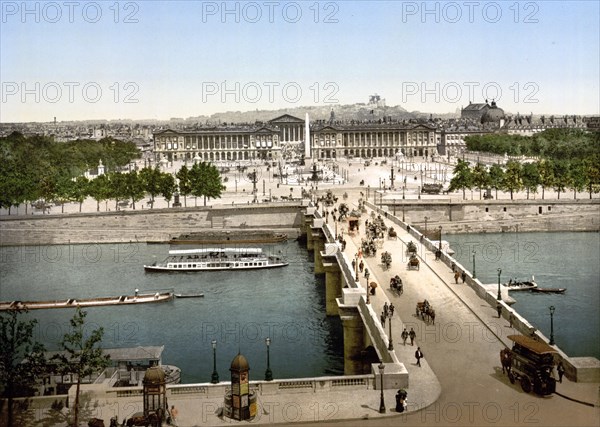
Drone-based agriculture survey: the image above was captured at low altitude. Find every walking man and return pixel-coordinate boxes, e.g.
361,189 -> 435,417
359,260 -> 364,273
557,362 -> 565,383
383,302 -> 389,317
496,303 -> 502,318
169,405 -> 179,426
381,312 -> 386,327
461,271 -> 467,283
389,303 -> 395,317
415,347 -> 424,367
409,328 -> 416,346
509,312 -> 515,328
454,271 -> 460,284
401,328 -> 409,345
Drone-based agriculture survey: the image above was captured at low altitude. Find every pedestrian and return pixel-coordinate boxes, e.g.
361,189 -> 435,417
451,262 -> 456,272
364,267 -> 369,278
381,312 -> 386,327
389,303 -> 395,317
557,361 -> 565,383
359,260 -> 364,272
352,259 -> 356,271
409,328 -> 416,346
401,328 -> 409,345
454,271 -> 460,284
383,302 -> 389,317
342,239 -> 347,251
169,405 -> 179,426
509,312 -> 515,328
496,303 -> 502,318
415,347 -> 424,367
461,271 -> 466,283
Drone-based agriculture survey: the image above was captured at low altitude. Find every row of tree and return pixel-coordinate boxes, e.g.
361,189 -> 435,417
464,128 -> 600,160
1,162 -> 226,214
0,308 -> 109,427
449,157 -> 600,200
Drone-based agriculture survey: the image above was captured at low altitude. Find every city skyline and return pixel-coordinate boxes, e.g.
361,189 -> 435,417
1,1 -> 599,122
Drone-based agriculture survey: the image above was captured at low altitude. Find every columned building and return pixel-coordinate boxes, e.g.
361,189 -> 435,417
310,122 -> 438,160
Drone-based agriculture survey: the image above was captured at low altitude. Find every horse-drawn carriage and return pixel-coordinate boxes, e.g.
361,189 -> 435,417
388,227 -> 398,240
407,254 -> 420,270
361,238 -> 378,257
416,300 -> 435,324
390,275 -> 403,294
406,241 -> 417,255
500,335 -> 557,396
381,251 -> 392,269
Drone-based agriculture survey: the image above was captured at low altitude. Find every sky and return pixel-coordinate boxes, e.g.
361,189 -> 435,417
1,0 -> 599,122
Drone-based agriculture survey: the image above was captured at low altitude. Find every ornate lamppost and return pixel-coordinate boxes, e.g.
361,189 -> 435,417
497,268 -> 502,301
549,306 -> 555,345
265,337 -> 273,381
438,226 -> 443,253
378,362 -> 386,413
354,253 -> 359,281
387,311 -> 393,351
211,339 -> 219,384
365,270 -> 371,304
472,250 -> 476,279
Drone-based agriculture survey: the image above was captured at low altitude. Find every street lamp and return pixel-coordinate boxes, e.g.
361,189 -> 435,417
472,250 -> 476,279
378,362 -> 386,414
211,339 -> 219,384
365,270 -> 371,304
354,254 -> 359,281
424,216 -> 429,231
265,337 -> 273,381
497,268 -> 502,301
549,306 -> 555,345
387,312 -> 394,351
438,226 -> 443,253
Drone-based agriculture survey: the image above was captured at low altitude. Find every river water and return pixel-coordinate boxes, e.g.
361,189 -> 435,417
445,232 -> 600,359
0,241 -> 344,383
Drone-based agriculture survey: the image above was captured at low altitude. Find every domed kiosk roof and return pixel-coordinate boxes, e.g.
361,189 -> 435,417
143,366 -> 166,384
230,353 -> 250,371
481,101 -> 505,124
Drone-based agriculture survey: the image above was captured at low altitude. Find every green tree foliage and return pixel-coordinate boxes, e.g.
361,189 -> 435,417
51,308 -> 110,427
123,170 -> 145,209
552,160 -> 570,199
0,310 -> 47,427
568,160 -> 587,200
502,161 -> 523,200
189,162 -> 225,206
160,173 -> 177,208
0,133 -> 140,214
88,174 -> 111,212
107,172 -> 128,210
488,164 -> 504,199
471,163 -> 491,200
537,159 -> 555,200
448,159 -> 472,200
583,156 -> 600,199
521,162 -> 540,199
139,166 -> 162,208
176,165 -> 192,207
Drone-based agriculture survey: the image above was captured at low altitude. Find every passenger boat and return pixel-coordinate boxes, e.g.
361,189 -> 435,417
144,247 -> 288,272
503,276 -> 538,291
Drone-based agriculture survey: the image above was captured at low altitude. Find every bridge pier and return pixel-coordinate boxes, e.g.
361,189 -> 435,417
322,248 -> 342,316
312,222 -> 325,274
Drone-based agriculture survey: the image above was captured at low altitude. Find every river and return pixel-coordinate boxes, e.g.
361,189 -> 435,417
0,241 -> 344,383
445,231 -> 600,359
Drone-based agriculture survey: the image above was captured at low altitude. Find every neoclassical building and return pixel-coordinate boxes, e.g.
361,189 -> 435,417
153,114 -> 439,164
153,115 -> 305,163
310,121 -> 437,160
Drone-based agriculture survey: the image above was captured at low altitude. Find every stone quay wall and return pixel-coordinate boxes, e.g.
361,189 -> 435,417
0,203 -> 305,246
385,199 -> 600,233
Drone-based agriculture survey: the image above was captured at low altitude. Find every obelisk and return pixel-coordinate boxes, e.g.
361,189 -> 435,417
304,113 -> 311,159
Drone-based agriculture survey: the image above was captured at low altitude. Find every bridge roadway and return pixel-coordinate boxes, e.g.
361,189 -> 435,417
158,202 -> 598,427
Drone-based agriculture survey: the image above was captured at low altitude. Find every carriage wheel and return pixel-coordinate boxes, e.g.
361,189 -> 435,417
520,376 -> 532,393
508,371 -> 515,384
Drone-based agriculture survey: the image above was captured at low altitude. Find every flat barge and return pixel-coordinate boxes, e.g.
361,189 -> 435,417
0,291 -> 174,311
169,230 -> 288,245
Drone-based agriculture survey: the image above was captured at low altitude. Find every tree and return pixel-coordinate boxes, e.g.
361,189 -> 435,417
552,160 -> 569,199
189,162 -> 225,206
471,163 -> 491,200
448,159 -> 472,200
521,162 -> 540,200
488,164 -> 505,200
176,165 -> 192,207
160,173 -> 177,208
502,160 -> 523,200
568,160 -> 587,200
140,166 -> 162,208
583,156 -> 600,199
88,174 -> 111,212
0,310 -> 47,427
107,172 -> 128,210
537,159 -> 555,200
70,176 -> 90,212
124,170 -> 145,209
51,308 -> 110,427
